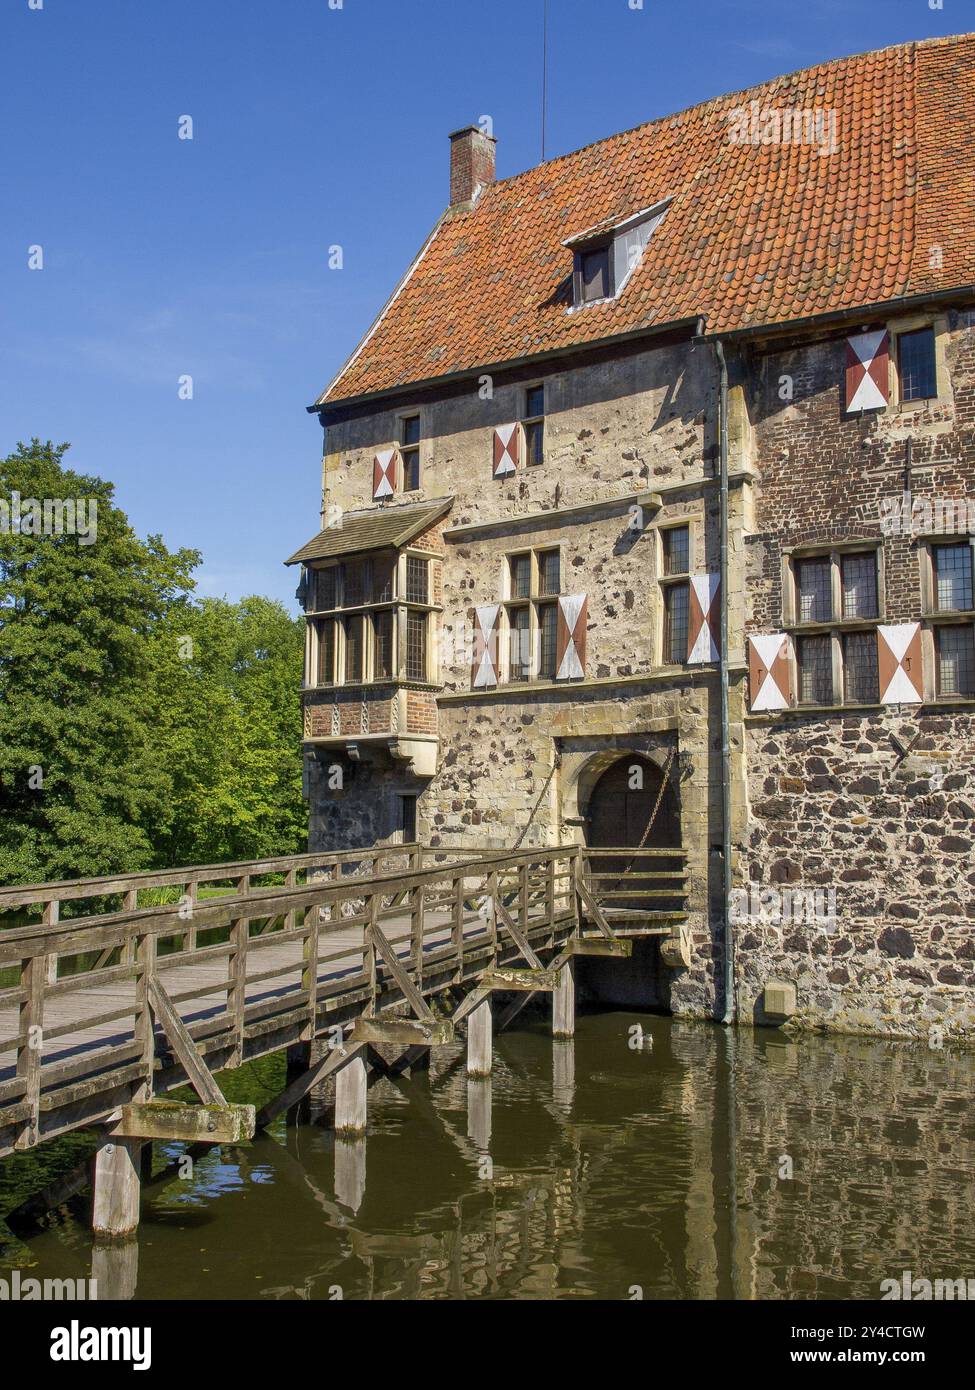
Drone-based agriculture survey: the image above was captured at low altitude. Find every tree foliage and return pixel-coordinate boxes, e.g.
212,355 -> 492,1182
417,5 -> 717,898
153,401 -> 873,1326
0,440 -> 305,885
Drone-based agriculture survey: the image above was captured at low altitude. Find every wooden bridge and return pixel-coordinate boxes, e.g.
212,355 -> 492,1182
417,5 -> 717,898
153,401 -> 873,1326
0,842 -> 688,1240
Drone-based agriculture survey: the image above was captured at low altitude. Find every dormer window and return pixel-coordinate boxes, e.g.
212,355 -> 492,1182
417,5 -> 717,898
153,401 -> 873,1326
578,245 -> 612,304
565,199 -> 670,310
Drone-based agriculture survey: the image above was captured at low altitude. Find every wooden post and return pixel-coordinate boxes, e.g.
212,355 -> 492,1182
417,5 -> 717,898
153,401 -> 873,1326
572,847 -> 584,936
553,958 -> 576,1038
520,860 -> 530,938
545,855 -> 556,946
487,870 -> 499,962
134,931 -> 156,1103
285,866 -> 297,932
228,916 -> 247,1066
183,880 -> 198,954
92,1133 -> 142,1240
121,889 -> 138,966
467,1078 -> 492,1151
43,901 -> 59,984
410,882 -> 425,989
301,905 -> 318,1042
452,876 -> 464,980
335,1051 -> 368,1137
334,1136 -> 366,1213
467,996 -> 492,1077
15,952 -> 49,1150
364,894 -> 378,1009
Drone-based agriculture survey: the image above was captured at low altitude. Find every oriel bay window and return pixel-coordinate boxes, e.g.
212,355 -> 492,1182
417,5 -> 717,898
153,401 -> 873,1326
307,549 -> 436,687
504,547 -> 561,682
787,545 -> 883,705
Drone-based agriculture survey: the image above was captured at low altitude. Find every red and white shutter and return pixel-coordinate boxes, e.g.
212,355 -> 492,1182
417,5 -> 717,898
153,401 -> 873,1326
877,623 -> 923,703
555,594 -> 587,680
492,424 -> 520,478
687,573 -> 720,664
748,634 -> 793,711
845,331 -> 890,413
373,448 -> 397,500
472,605 -> 501,689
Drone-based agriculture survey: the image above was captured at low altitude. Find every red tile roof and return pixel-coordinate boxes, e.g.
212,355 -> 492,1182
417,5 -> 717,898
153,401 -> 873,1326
319,34 -> 975,407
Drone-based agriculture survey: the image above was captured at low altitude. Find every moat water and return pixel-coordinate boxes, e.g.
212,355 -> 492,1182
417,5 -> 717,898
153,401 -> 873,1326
2,1013 -> 973,1300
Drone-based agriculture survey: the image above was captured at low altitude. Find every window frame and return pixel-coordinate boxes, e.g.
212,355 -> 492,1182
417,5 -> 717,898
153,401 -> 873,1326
398,412 -> 422,493
522,384 -> 545,467
889,314 -> 948,409
783,543 -> 885,707
657,522 -> 694,666
501,545 -> 564,684
920,536 -> 975,700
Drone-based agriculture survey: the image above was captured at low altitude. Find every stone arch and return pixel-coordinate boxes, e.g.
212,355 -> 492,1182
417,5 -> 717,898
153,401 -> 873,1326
559,739 -> 677,841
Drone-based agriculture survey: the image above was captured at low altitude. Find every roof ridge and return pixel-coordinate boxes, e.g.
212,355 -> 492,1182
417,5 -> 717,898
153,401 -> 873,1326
481,33 -> 972,194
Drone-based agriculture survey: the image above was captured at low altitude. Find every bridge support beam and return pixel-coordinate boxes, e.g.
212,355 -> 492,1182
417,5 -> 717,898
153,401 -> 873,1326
553,959 -> 576,1038
92,1133 -> 142,1241
467,997 -> 493,1078
335,1051 -> 368,1138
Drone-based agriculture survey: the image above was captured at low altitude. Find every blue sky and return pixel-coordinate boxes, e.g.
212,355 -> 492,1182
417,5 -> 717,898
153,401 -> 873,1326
1,0 -> 968,610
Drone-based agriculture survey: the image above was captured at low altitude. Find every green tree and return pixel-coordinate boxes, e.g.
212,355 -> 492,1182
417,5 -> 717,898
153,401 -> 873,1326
148,596 -> 306,866
0,440 -> 199,883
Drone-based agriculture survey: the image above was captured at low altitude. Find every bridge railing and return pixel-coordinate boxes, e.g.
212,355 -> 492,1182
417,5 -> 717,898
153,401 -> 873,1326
0,845 -> 584,1157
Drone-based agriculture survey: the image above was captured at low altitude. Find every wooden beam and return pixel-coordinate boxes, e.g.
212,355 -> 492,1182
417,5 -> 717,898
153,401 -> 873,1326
467,997 -> 492,1078
370,921 -> 437,1023
480,966 -> 558,992
148,976 -> 227,1107
352,1016 -> 453,1047
91,1133 -> 142,1240
576,879 -> 617,940
567,937 -> 633,958
110,1100 -> 255,1144
255,1039 -> 365,1128
553,960 -> 576,1038
494,899 -> 544,969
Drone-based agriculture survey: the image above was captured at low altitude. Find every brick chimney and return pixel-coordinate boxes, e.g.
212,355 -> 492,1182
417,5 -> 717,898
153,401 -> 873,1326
449,125 -> 496,207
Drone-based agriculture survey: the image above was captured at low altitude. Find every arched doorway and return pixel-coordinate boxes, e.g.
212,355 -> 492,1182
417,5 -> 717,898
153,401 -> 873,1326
585,754 -> 680,849
584,754 -> 681,912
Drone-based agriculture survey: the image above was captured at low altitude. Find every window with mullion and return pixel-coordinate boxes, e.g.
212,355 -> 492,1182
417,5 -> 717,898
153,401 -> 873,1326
538,602 -> 558,679
406,555 -> 429,605
898,327 -> 937,403
662,525 -> 690,577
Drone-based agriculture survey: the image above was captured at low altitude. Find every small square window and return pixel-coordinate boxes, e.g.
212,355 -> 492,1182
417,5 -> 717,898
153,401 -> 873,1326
843,630 -> 879,704
796,557 -> 832,624
538,550 -> 560,596
662,526 -> 690,576
797,634 -> 833,704
841,552 -> 878,620
933,543 -> 973,612
898,327 -> 937,402
936,625 -> 975,697
510,553 -> 531,600
406,555 -> 428,605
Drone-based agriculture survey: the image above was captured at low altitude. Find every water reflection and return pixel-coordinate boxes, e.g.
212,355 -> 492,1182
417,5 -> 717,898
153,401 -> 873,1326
2,1015 -> 974,1300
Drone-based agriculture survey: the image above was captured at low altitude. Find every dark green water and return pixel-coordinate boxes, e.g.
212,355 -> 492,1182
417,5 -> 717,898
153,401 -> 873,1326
2,1014 -> 973,1300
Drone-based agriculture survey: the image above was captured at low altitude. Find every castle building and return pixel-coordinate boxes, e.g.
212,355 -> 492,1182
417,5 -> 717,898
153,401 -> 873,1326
287,35 -> 975,1039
